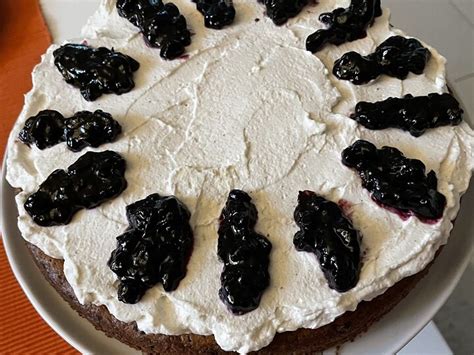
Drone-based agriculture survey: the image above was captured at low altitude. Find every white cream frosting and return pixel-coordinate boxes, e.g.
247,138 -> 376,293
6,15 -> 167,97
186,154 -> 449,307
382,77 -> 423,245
5,0 -> 474,352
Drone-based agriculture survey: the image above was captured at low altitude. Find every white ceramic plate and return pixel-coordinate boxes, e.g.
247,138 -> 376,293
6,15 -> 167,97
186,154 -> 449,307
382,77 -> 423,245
2,0 -> 473,352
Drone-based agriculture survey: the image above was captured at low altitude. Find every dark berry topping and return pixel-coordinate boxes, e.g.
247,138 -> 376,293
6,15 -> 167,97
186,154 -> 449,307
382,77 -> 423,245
333,35 -> 431,84
218,190 -> 271,315
293,191 -> 361,292
53,44 -> 139,101
260,0 -> 309,26
107,193 -> 194,304
64,110 -> 122,152
116,0 -> 151,27
19,110 -> 66,150
351,93 -> 463,137
24,170 -> 80,226
116,0 -> 191,60
193,0 -> 236,29
67,151 -> 128,209
342,140 -> 446,221
18,109 -> 122,152
24,151 -> 127,226
306,0 -> 382,53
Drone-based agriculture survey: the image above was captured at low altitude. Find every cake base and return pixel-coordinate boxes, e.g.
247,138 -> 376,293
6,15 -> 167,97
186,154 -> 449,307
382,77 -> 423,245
26,242 -> 439,354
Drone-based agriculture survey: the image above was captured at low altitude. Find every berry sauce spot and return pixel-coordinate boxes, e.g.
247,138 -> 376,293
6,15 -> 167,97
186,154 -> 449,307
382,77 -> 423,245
64,110 -> 122,152
342,140 -> 446,222
18,110 -> 66,150
24,151 -> 127,226
338,199 -> 353,216
333,35 -> 431,84
192,0 -> 236,29
306,0 -> 382,53
19,109 -> 122,152
108,193 -> 194,304
218,190 -> 272,315
260,0 -> 310,26
53,44 -> 139,101
372,197 -> 440,224
351,93 -> 463,137
294,191 -> 361,292
116,0 -> 191,60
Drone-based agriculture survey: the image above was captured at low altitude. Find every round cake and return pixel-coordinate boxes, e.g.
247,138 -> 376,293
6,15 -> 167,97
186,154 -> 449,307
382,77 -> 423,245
5,0 -> 474,353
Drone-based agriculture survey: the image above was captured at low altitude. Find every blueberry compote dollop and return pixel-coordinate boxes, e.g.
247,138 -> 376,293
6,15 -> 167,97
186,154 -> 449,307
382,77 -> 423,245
24,151 -> 127,226
306,0 -> 382,53
260,0 -> 309,26
351,93 -> 463,137
293,191 -> 361,292
342,140 -> 446,221
116,0 -> 191,60
19,109 -> 122,152
53,44 -> 139,101
333,35 -> 431,84
64,110 -> 122,152
107,193 -> 193,304
18,110 -> 66,150
218,190 -> 272,315
193,0 -> 236,29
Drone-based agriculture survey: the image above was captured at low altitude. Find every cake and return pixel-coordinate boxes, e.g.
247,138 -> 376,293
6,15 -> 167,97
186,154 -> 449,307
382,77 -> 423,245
5,0 -> 474,353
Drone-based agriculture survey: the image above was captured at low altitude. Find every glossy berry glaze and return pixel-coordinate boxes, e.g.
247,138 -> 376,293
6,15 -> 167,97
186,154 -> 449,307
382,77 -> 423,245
24,151 -> 127,226
333,35 -> 431,84
342,140 -> 446,221
351,93 -> 463,137
260,0 -> 309,26
53,44 -> 139,101
107,193 -> 194,304
116,0 -> 191,60
306,0 -> 382,53
218,190 -> 272,315
193,0 -> 235,29
18,110 -> 66,150
64,110 -> 122,151
294,191 -> 361,292
19,109 -> 122,152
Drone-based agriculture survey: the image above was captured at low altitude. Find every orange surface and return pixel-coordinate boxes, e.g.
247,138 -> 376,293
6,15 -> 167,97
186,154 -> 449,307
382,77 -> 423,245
0,1 -> 77,353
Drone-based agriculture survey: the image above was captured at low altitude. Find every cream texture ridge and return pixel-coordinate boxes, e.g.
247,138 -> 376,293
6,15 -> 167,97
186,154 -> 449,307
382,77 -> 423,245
5,0 -> 474,353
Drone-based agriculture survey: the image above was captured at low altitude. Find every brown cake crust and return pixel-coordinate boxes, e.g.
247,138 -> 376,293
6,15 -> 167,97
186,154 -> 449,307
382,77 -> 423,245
25,241 -> 439,354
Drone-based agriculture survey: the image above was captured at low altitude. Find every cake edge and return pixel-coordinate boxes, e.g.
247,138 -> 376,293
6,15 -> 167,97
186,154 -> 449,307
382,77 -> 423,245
26,241 -> 440,354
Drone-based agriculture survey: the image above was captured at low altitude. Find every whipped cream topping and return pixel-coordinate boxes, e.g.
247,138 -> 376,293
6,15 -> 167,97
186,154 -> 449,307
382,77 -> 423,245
6,0 -> 474,352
